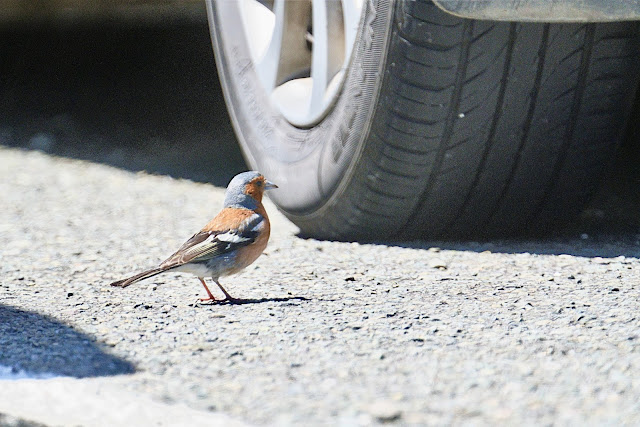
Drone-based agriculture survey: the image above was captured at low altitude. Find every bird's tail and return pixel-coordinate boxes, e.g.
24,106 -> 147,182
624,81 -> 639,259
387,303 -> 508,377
110,267 -> 166,288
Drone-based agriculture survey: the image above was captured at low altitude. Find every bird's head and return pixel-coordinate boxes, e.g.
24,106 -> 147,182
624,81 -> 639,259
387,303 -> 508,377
224,171 -> 278,209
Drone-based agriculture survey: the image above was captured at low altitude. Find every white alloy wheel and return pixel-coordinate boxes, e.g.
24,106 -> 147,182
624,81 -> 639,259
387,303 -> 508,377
225,0 -> 363,127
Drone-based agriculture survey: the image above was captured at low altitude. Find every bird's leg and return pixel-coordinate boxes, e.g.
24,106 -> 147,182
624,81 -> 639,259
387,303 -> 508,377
214,280 -> 238,302
198,277 -> 217,302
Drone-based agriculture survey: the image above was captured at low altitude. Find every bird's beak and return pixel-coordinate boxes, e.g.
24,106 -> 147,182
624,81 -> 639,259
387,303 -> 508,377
264,180 -> 278,190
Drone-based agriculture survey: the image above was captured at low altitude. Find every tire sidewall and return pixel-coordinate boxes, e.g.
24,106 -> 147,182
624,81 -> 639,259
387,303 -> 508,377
208,0 -> 394,217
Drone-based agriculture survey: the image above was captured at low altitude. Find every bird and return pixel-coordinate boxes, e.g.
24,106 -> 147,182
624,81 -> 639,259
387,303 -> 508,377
110,171 -> 277,302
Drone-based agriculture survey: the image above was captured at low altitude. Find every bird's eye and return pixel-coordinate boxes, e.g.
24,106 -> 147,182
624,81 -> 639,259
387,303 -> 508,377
256,181 -> 263,187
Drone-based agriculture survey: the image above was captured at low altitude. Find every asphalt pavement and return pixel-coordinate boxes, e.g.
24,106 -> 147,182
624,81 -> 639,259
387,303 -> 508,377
1,14 -> 640,427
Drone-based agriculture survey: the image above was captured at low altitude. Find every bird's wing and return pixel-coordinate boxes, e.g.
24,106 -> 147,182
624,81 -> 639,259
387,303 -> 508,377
160,213 -> 265,268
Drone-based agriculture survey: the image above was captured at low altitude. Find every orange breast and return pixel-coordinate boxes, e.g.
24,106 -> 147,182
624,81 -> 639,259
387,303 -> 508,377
216,203 -> 271,277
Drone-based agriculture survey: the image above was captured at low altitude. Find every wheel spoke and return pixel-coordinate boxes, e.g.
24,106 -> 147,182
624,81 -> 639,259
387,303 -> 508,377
310,0 -> 345,118
255,0 -> 285,92
256,0 -> 311,93
237,0 -> 363,126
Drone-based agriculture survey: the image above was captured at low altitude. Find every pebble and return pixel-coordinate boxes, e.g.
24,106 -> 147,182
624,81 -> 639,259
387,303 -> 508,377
428,258 -> 448,269
28,133 -> 55,152
367,400 -> 402,423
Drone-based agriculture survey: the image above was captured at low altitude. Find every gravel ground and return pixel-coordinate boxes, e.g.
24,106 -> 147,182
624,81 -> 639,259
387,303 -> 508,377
2,17 -> 640,427
2,146 -> 640,425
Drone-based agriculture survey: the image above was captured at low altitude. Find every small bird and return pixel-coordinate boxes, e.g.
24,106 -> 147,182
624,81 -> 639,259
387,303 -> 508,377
110,171 -> 277,302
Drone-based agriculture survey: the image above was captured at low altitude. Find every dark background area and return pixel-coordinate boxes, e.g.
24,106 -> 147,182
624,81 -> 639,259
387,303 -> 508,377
0,15 -> 246,187
0,14 -> 639,235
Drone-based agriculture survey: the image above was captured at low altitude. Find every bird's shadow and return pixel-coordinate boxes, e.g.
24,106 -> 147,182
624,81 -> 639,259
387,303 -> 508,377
197,296 -> 310,306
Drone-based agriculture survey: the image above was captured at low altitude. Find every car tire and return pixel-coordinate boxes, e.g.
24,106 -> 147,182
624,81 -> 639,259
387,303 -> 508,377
207,0 -> 640,240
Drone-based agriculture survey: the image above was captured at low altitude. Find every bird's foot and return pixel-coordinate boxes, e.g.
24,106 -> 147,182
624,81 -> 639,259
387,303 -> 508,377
197,296 -> 219,304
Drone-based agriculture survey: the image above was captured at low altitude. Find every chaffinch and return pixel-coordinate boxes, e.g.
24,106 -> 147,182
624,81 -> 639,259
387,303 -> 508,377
110,171 -> 277,302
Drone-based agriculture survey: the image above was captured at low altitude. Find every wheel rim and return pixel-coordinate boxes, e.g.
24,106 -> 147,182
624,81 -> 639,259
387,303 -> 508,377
236,0 -> 364,128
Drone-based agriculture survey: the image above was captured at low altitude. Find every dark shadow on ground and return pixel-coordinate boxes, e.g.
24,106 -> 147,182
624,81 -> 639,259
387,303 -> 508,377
388,233 -> 640,258
294,230 -> 640,258
0,304 -> 135,378
0,15 -> 247,186
197,296 -> 311,306
0,413 -> 46,427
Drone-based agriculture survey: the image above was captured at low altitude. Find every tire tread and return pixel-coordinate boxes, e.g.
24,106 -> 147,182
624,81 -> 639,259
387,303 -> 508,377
337,1 -> 640,239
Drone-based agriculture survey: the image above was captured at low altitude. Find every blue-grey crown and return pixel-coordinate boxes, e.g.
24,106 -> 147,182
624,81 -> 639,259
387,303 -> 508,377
223,171 -> 263,210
